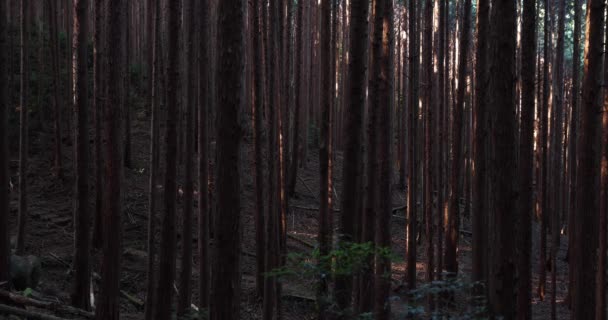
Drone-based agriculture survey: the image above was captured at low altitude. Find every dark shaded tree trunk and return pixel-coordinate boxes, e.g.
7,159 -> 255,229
94,0 -> 125,318
341,0 -> 369,314
211,0 -> 245,319
423,0 -> 434,291
287,0 -> 303,197
566,0 -> 581,307
178,0 -> 197,313
92,0 -> 105,251
16,0 -> 30,255
487,0 -> 517,316
517,0 -> 536,317
0,0 -> 8,285
372,0 -> 393,318
144,0 -> 160,318
472,0 -> 488,290
446,0 -> 471,279
153,0 -> 181,318
71,0 -> 91,311
407,0 -> 419,290
538,0 -> 551,299
572,0 -> 605,318
199,0 -> 211,312
317,0 -> 332,317
48,0 -> 63,179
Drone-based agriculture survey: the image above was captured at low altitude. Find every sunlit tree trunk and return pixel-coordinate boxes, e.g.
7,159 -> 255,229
572,0 -> 605,317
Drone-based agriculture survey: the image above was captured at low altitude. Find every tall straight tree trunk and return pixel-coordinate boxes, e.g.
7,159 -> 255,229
92,0 -> 105,250
517,0 -> 536,316
318,0 -> 332,317
446,0 -> 471,279
211,0 -> 245,318
551,0 -> 566,317
596,13 -> 608,319
0,0 -> 8,285
437,0 -> 447,282
153,0 -> 180,317
407,0 -> 419,290
252,0 -> 266,299
572,0 -> 605,317
372,0 -> 393,318
342,0 -> 369,314
472,0 -> 489,290
94,0 -> 124,318
263,0 -> 281,318
538,0 -> 551,299
48,0 -> 62,179
71,0 -> 91,310
567,0 -> 581,307
488,0 -> 517,316
198,0 -> 210,311
423,0 -> 434,289
144,0 -> 160,318
16,0 -> 30,255
178,0 -> 197,313
123,1 -> 131,169
287,0 -> 303,196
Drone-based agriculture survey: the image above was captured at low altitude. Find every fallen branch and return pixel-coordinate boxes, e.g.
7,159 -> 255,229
0,289 -> 94,318
287,234 -> 315,248
0,303 -> 68,320
91,272 -> 143,309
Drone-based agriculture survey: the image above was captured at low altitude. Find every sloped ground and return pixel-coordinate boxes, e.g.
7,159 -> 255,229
5,115 -> 571,319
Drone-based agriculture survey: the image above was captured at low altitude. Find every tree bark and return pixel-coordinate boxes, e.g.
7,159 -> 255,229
572,0 -> 604,318
71,0 -> 91,311
211,0 -> 245,318
16,0 -> 30,255
144,0 -> 160,319
372,0 -> 393,318
0,0 -> 8,285
472,0 -> 489,290
517,0 -> 536,317
153,0 -> 180,318
94,0 -> 125,318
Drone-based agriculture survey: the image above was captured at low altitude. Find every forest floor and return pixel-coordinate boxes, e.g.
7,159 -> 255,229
6,115 -> 572,319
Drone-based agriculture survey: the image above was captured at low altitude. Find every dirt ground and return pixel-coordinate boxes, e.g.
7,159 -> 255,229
5,116 -> 571,319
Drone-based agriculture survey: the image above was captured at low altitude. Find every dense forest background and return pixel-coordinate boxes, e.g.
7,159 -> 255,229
0,0 -> 606,319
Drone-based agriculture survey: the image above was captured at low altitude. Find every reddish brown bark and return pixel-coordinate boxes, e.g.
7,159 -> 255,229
0,0 -> 8,285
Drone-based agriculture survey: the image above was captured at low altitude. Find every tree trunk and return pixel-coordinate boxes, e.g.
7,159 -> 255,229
572,0 -> 605,318
16,0 -> 30,255
566,0 -> 581,307
472,0 -> 489,291
94,0 -> 125,318
48,0 -> 62,179
340,0 -> 369,314
423,0 -> 434,291
198,0 -> 211,312
144,0 -> 160,318
71,0 -> 91,311
372,0 -> 393,318
153,0 -> 180,317
407,0 -> 419,290
91,0 -> 105,251
178,0 -> 197,313
446,0 -> 471,279
211,0 -> 245,318
287,0 -> 303,197
487,0 -> 517,316
517,0 -> 536,317
538,0 -> 551,299
317,0 -> 332,317
0,0 -> 8,285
